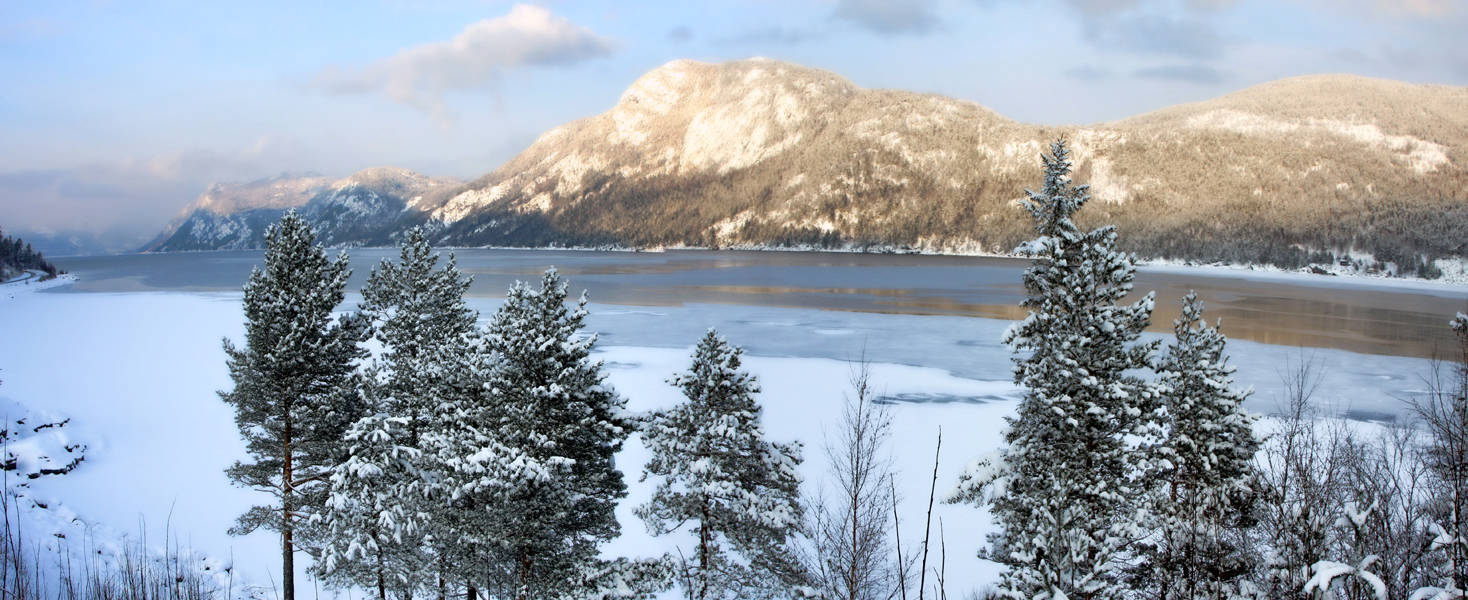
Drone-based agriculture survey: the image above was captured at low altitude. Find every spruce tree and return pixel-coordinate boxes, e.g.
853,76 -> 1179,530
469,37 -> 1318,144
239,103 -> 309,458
315,227 -> 479,598
219,210 -> 369,600
637,329 -> 805,600
431,268 -> 667,599
949,140 -> 1160,600
1145,292 -> 1260,600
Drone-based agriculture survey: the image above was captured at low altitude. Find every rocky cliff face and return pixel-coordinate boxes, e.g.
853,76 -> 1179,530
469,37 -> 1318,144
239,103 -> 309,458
147,59 -> 1468,269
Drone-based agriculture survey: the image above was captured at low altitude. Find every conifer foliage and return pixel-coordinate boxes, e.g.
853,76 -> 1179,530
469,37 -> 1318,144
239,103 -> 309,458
433,268 -> 665,599
314,227 -> 479,597
637,329 -> 805,600
220,210 -> 370,600
949,140 -> 1159,600
1144,292 -> 1260,599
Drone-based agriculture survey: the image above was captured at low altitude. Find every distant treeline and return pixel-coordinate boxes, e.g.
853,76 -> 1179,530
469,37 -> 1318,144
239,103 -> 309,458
432,175 -> 1463,278
0,227 -> 61,280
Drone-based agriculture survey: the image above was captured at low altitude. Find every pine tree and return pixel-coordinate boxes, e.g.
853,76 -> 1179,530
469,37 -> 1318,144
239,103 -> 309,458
219,210 -> 369,600
1145,292 -> 1260,600
637,329 -> 805,600
431,268 -> 668,599
315,227 -> 479,598
948,139 -> 1160,600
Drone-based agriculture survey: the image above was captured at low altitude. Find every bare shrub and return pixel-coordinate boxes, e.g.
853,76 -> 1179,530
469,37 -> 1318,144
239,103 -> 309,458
804,361 -> 910,600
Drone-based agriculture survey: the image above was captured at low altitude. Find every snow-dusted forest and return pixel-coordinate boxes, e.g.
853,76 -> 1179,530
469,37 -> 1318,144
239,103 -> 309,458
2,142 -> 1467,600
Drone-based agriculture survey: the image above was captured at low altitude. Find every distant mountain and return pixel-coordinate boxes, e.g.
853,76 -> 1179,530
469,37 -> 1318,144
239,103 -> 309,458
141,168 -> 461,252
146,59 -> 1468,271
10,228 -> 149,257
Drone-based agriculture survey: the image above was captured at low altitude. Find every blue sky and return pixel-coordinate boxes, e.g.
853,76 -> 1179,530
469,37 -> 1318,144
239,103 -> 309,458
2,0 -> 1464,246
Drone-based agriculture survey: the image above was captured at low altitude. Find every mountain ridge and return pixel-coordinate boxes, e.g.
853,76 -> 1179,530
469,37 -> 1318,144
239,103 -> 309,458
144,59 -> 1468,272
143,168 -> 461,252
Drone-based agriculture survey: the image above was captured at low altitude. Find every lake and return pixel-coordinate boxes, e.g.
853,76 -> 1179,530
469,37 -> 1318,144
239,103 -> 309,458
50,248 -> 1468,359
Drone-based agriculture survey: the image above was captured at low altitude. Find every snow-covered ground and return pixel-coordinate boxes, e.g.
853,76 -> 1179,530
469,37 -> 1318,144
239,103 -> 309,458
0,271 -> 75,299
0,290 -> 1444,598
1136,258 -> 1468,298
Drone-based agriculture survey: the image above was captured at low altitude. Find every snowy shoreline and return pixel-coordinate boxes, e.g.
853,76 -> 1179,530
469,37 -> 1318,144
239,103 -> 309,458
1135,257 -> 1468,297
453,243 -> 1468,292
0,272 -> 76,299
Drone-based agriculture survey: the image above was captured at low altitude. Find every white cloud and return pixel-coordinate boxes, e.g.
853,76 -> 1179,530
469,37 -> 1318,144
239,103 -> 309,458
312,4 -> 620,122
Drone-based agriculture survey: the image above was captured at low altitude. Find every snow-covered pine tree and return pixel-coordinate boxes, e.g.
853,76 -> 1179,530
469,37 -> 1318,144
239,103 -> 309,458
219,210 -> 370,600
637,329 -> 805,600
434,268 -> 668,599
418,325 -> 502,598
314,227 -> 480,598
947,139 -> 1160,600
1145,292 -> 1260,600
316,411 -> 426,598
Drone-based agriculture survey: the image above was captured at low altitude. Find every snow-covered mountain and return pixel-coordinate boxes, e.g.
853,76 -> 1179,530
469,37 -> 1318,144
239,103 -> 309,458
145,59 -> 1468,267
141,168 -> 461,251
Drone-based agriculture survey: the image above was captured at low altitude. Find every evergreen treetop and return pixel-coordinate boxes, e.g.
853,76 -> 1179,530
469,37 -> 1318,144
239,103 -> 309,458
315,226 -> 478,598
428,267 -> 663,599
1154,292 -> 1258,506
1144,292 -> 1260,600
638,329 -> 805,600
950,139 -> 1160,600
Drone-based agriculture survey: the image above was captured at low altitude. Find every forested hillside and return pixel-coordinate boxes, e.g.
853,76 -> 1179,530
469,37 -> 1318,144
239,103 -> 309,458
0,226 -> 60,280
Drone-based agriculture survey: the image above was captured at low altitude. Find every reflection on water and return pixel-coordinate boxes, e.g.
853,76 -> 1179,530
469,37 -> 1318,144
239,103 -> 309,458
49,249 -> 1468,360
1143,283 -> 1465,360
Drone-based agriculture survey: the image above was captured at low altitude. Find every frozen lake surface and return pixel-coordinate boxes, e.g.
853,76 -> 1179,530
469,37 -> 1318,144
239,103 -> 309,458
52,248 -> 1468,359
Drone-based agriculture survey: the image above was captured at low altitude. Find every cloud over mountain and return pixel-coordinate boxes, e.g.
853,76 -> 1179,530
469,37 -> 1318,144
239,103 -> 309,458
311,4 -> 620,122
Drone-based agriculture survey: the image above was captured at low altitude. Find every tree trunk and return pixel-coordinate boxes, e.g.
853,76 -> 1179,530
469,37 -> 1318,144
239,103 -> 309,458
519,552 -> 533,600
283,419 -> 295,600
378,543 -> 387,600
699,496 -> 710,600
